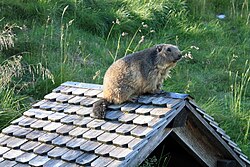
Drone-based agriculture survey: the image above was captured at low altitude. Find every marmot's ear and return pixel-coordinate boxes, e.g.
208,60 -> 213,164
156,45 -> 163,52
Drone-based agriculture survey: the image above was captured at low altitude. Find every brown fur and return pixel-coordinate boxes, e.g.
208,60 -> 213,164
93,44 -> 182,118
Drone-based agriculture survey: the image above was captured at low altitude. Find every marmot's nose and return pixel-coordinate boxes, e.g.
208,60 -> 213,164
177,54 -> 182,59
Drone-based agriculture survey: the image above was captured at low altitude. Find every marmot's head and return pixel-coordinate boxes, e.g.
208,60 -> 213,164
155,44 -> 182,68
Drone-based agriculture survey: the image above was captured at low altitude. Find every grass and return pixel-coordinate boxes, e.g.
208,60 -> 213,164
0,0 -> 249,164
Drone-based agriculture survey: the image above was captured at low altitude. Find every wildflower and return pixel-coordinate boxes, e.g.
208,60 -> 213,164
115,19 -> 120,25
232,54 -> 238,58
139,36 -> 145,44
183,52 -> 193,59
22,25 -> 28,31
112,19 -> 120,25
121,32 -> 128,36
190,45 -> 199,50
150,30 -> 155,33
142,22 -> 148,28
68,19 -> 74,26
93,70 -> 101,80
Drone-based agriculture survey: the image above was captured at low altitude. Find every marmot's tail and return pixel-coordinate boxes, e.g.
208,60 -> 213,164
92,99 -> 109,119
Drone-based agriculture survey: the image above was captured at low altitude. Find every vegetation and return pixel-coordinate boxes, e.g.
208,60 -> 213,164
0,0 -> 249,164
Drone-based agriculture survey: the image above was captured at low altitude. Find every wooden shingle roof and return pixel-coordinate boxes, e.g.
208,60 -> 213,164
0,81 -> 249,167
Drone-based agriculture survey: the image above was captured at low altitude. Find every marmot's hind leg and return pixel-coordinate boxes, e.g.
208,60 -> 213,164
111,86 -> 135,104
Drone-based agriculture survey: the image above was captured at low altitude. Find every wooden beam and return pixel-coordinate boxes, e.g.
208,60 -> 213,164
172,123 -> 218,166
217,159 -> 237,167
172,108 -> 189,128
185,103 -> 246,167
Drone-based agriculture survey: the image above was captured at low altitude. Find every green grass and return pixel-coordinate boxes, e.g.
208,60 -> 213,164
0,0 -> 249,164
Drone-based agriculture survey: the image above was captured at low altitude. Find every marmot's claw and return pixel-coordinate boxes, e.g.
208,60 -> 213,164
128,96 -> 138,103
155,90 -> 165,94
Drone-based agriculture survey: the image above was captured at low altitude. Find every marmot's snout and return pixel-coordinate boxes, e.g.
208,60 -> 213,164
175,53 -> 182,61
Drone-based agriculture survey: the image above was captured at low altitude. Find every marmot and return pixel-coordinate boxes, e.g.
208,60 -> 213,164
93,44 -> 182,118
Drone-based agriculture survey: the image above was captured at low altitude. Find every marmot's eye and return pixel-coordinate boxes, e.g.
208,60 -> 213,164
167,48 -> 171,52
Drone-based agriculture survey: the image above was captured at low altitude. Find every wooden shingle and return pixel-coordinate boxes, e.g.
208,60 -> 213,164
11,116 -> 25,125
80,97 -> 100,107
82,129 -> 104,140
51,103 -> 69,112
38,132 -> 59,143
43,159 -> 65,167
18,117 -> 37,127
118,113 -> 138,123
91,156 -> 113,167
56,125 -> 75,135
0,160 -> 17,166
73,117 -> 93,127
135,105 -> 155,115
56,94 -> 74,103
51,135 -> 73,146
28,155 -> 50,166
84,89 -> 102,97
130,126 -> 153,138
105,110 -> 124,121
16,152 -> 37,163
97,132 -> 119,144
95,144 -> 116,156
75,106 -> 93,116
30,120 -> 50,130
26,130 -> 45,141
66,138 -> 87,149
113,135 -> 135,147
101,121 -> 122,133
6,137 -> 27,149
2,125 -> 21,135
87,119 -> 106,129
3,149 -> 24,160
80,141 -> 102,153
20,141 -> 41,152
61,150 -> 83,162
43,122 -> 63,132
68,127 -> 89,137
47,147 -> 69,159
39,100 -> 57,110
76,153 -> 98,166
71,88 -> 88,96
12,127 -> 33,138
48,112 -> 67,122
115,124 -> 136,135
0,134 -> 10,146
33,143 -> 54,155
121,103 -> 141,113
0,146 -> 10,156
44,92 -> 61,101
109,147 -> 134,160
